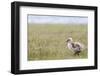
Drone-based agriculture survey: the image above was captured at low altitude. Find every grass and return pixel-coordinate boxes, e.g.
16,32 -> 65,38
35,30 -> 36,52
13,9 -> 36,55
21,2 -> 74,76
28,24 -> 88,61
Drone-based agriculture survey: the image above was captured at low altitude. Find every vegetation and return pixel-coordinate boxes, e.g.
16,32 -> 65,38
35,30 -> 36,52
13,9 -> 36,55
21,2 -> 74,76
28,24 -> 88,61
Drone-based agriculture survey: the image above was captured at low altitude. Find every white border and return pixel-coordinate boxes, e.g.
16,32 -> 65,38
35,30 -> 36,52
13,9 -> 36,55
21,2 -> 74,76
20,6 -> 94,70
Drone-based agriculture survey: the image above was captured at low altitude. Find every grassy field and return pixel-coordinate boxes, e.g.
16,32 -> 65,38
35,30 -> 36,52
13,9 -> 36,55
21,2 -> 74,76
28,24 -> 88,61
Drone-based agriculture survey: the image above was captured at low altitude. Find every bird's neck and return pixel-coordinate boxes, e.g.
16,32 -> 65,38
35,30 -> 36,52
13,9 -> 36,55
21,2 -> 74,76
67,41 -> 73,44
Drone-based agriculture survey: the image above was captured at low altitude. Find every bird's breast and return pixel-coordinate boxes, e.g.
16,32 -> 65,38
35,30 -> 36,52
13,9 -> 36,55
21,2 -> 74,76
67,43 -> 73,50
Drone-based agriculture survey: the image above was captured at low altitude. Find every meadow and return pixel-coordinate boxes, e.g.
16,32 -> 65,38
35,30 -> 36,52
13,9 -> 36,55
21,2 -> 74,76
28,24 -> 88,61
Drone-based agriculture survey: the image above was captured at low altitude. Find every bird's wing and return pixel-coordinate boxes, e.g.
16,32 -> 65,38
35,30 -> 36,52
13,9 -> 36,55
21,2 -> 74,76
74,42 -> 84,50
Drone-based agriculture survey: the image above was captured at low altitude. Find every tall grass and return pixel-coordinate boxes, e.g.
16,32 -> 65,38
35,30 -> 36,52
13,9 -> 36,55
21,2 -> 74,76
28,24 -> 88,61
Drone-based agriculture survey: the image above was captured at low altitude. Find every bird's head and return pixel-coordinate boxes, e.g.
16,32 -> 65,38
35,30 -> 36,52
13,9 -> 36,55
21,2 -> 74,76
66,38 -> 73,43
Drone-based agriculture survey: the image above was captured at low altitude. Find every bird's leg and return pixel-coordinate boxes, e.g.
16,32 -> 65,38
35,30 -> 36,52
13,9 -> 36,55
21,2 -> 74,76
74,52 -> 77,56
77,51 -> 81,56
74,51 -> 81,56
77,53 -> 80,56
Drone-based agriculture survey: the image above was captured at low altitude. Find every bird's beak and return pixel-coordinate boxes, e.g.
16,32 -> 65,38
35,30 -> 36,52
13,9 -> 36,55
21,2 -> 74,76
66,39 -> 69,43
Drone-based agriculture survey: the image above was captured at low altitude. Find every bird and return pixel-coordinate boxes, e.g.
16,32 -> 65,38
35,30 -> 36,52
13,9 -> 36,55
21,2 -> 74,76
66,37 -> 84,56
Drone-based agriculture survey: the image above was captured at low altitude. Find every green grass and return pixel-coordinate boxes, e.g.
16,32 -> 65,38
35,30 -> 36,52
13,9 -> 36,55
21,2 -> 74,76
28,24 -> 88,61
